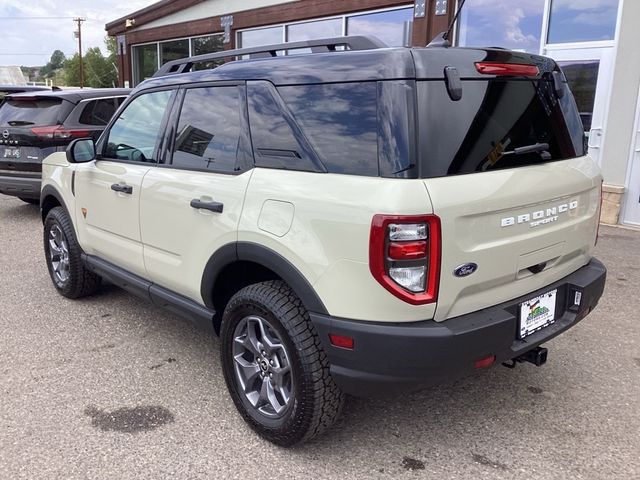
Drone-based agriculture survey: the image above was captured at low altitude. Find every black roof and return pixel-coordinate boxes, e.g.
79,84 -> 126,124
136,35 -> 554,92
6,88 -> 131,104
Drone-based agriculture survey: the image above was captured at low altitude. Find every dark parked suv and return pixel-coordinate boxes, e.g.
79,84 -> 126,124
0,88 -> 129,203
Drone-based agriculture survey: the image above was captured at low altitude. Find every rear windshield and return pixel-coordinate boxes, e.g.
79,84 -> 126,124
417,77 -> 585,177
0,98 -> 64,127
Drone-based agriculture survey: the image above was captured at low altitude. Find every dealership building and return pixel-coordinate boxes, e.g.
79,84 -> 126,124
106,0 -> 640,227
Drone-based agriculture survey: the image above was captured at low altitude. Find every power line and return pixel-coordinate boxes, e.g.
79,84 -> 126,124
0,16 -> 100,22
0,16 -> 74,19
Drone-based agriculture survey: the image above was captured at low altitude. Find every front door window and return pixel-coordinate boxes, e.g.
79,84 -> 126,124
103,90 -> 173,163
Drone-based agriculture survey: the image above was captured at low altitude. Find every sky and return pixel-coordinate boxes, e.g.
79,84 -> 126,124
0,0 -> 156,67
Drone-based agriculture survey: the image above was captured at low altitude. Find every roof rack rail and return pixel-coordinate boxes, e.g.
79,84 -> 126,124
153,35 -> 387,78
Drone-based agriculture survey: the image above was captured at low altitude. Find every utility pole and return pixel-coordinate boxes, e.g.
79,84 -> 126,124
73,17 -> 86,88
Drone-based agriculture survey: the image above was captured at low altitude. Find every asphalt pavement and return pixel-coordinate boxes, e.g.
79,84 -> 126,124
0,196 -> 638,480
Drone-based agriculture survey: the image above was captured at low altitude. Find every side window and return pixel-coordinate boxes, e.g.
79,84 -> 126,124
103,90 -> 172,163
247,81 -> 324,172
79,98 -> 119,126
171,86 -> 241,173
278,82 -> 378,176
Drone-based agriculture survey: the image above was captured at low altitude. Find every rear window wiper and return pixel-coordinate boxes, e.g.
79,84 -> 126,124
502,142 -> 550,156
7,120 -> 35,126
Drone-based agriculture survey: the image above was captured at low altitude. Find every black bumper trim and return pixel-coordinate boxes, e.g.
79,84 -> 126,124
310,258 -> 606,397
0,174 -> 41,199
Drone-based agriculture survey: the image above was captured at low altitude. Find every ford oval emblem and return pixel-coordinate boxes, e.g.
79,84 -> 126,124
454,263 -> 478,277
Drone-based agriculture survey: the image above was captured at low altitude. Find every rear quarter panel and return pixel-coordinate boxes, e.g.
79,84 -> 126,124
240,168 -> 437,322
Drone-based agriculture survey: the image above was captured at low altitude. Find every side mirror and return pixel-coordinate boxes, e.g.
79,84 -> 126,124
66,138 -> 96,163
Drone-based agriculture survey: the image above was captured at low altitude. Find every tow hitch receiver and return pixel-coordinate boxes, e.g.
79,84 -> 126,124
502,346 -> 548,369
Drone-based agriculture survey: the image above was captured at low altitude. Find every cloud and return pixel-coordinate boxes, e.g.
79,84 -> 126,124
0,0 -> 153,67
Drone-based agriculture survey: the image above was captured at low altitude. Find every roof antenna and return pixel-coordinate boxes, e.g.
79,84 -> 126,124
427,0 -> 468,48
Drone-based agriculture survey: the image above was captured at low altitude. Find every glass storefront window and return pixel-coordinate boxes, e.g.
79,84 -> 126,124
458,0 -> 545,53
548,0 -> 620,44
160,39 -> 190,66
287,18 -> 342,42
557,60 -> 600,132
132,43 -> 158,84
238,26 -> 283,48
191,35 -> 224,70
347,7 -> 413,46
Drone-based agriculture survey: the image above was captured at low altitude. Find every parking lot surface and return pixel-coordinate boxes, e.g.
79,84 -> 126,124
0,196 -> 639,480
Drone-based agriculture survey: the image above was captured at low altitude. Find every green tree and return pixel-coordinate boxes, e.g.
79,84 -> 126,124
40,49 -> 66,79
63,45 -> 118,88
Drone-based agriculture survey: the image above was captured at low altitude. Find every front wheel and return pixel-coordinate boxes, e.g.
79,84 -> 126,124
220,281 -> 344,446
43,206 -> 100,298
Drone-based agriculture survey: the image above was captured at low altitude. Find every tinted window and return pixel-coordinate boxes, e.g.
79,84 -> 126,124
247,81 -> 323,172
0,98 -> 64,126
172,86 -> 241,172
378,81 -> 415,177
278,83 -> 378,176
104,90 -> 173,163
417,77 -> 584,178
79,98 -> 122,126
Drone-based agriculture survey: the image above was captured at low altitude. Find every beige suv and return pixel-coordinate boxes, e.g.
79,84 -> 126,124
40,37 -> 607,446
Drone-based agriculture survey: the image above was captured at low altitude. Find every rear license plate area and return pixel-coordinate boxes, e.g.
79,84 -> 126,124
519,289 -> 557,339
2,147 -> 20,159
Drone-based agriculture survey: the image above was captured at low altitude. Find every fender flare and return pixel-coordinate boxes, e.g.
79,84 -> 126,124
40,184 -> 71,223
200,241 -> 328,316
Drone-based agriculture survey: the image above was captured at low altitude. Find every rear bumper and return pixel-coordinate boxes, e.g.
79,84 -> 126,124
0,174 -> 41,199
311,258 -> 606,397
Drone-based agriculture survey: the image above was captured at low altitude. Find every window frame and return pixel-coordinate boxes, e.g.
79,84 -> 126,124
159,80 -> 255,175
76,96 -> 127,127
96,86 -> 178,166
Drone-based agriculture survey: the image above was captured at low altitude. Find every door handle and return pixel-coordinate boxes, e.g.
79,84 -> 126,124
111,183 -> 133,194
190,198 -> 224,213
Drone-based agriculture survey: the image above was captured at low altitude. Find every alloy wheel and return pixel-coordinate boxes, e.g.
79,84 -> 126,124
48,224 -> 70,284
232,315 -> 293,418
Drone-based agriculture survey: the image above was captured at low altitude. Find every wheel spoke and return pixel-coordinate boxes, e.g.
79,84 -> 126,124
233,354 -> 261,391
265,379 -> 285,414
49,238 -> 62,255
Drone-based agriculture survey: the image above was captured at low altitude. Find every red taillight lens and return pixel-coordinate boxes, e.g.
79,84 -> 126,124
31,126 -> 93,140
329,333 -> 354,350
369,214 -> 441,305
475,62 -> 539,77
474,355 -> 496,369
388,241 -> 427,260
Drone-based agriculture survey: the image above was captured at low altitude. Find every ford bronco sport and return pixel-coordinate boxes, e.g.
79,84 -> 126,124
39,36 -> 606,446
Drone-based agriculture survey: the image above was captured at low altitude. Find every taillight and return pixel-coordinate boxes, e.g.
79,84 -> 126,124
31,126 -> 93,140
475,62 -> 539,77
369,214 -> 441,305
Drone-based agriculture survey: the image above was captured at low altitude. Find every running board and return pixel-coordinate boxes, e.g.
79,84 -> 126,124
82,254 -> 216,333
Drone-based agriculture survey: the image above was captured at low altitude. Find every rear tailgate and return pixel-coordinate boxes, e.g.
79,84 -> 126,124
0,96 -> 73,171
413,47 -> 600,321
425,160 -> 599,321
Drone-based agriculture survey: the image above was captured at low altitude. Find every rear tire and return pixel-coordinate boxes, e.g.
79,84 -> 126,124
19,197 -> 39,205
43,206 -> 100,298
220,280 -> 344,447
